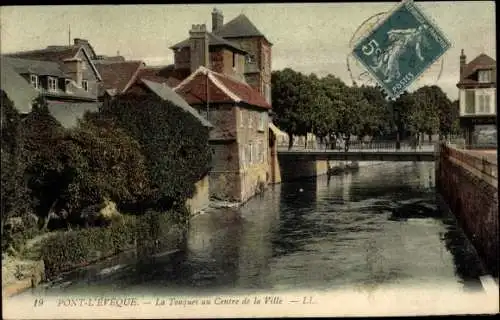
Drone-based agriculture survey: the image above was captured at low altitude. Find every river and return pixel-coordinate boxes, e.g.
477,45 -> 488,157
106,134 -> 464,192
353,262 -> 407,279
32,161 -> 487,297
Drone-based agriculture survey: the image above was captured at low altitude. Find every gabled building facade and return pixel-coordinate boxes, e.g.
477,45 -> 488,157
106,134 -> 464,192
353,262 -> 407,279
2,42 -> 103,127
168,9 -> 272,104
170,24 -> 248,83
211,9 -> 272,104
457,50 -> 497,148
174,66 -> 271,203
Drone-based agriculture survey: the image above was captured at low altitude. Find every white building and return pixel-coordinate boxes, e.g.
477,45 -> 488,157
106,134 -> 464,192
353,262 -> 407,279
457,50 -> 497,148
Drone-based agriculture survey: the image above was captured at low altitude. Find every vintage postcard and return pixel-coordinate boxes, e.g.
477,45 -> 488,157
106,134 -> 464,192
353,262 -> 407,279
1,1 -> 498,319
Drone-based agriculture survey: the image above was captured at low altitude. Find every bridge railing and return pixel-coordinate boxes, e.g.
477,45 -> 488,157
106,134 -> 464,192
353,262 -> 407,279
277,140 -> 436,152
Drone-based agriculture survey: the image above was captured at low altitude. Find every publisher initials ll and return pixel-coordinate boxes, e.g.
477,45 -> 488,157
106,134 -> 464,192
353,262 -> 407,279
303,296 -> 314,304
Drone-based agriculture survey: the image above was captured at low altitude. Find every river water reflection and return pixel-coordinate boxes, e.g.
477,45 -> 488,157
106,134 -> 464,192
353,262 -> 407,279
42,162 -> 486,295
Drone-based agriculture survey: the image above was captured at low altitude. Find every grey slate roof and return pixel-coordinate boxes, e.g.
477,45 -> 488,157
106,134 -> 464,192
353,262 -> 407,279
1,58 -> 39,113
141,79 -> 213,128
47,101 -> 101,128
170,32 -> 247,54
2,56 -> 65,77
1,56 -> 97,102
215,14 -> 271,44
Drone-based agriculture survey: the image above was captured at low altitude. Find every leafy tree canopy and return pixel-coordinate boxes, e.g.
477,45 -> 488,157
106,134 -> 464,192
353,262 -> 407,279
96,93 -> 212,211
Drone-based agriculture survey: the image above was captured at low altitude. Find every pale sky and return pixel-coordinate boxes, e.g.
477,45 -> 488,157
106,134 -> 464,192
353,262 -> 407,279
1,2 -> 496,100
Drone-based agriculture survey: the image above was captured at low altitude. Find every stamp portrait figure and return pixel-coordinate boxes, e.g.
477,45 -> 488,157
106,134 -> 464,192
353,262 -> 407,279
351,0 -> 450,98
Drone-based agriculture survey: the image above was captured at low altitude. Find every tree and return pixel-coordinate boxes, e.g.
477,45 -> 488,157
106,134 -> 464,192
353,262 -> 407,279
22,100 -> 149,229
391,91 -> 416,140
449,100 -> 461,137
96,93 -> 212,213
1,91 -> 30,230
21,97 -> 67,228
60,117 -> 150,222
359,85 -> 391,138
332,86 -> 364,151
271,69 -> 317,149
411,86 -> 446,142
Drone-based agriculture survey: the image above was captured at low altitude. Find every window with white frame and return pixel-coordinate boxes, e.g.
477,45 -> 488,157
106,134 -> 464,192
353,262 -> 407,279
30,74 -> 39,89
478,94 -> 491,113
465,90 -> 475,114
48,77 -> 57,92
478,70 -> 492,83
240,109 -> 244,128
82,80 -> 89,92
248,113 -> 253,128
258,112 -> 266,131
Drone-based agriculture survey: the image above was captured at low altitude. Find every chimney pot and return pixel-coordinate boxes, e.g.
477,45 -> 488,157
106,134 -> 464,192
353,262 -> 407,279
459,49 -> 466,80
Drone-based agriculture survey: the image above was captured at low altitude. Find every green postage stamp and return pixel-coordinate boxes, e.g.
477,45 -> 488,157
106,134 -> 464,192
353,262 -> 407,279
351,0 -> 451,99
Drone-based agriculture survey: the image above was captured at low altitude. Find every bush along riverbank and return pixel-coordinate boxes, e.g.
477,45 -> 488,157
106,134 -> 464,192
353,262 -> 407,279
2,207 -> 188,296
1,93 -> 210,297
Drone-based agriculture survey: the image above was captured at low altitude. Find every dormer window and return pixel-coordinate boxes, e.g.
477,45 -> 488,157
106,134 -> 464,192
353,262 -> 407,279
30,74 -> 39,89
82,80 -> 89,92
478,70 -> 492,83
48,77 -> 57,92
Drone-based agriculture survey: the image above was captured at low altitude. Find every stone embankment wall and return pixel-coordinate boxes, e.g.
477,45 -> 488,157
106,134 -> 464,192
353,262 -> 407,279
436,144 -> 498,276
278,156 -> 338,182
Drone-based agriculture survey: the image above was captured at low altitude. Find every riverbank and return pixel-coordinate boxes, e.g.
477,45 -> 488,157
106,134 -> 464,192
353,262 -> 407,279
15,162 -> 494,308
2,211 -> 187,298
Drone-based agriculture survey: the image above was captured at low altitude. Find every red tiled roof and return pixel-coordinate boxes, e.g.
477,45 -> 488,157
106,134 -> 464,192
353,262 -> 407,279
174,66 -> 270,109
6,46 -> 80,62
95,60 -> 144,93
134,67 -> 182,88
462,53 -> 496,78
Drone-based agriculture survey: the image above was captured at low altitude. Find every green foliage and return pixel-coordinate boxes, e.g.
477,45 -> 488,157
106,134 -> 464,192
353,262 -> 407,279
61,119 -> 150,215
271,69 -> 316,148
1,90 -> 31,249
40,216 -> 137,278
271,68 -> 454,145
40,210 -> 185,279
359,85 -> 391,136
95,94 -> 212,211
21,98 -> 68,222
410,86 -> 446,136
21,101 -> 149,228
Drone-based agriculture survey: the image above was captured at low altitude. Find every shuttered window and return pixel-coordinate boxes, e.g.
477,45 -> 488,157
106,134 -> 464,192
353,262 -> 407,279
465,90 -> 475,114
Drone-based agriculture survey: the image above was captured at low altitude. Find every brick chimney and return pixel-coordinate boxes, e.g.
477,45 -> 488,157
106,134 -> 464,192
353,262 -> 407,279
212,8 -> 224,34
63,57 -> 83,86
459,49 -> 466,80
189,24 -> 209,73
